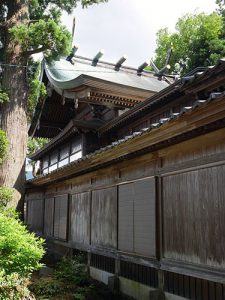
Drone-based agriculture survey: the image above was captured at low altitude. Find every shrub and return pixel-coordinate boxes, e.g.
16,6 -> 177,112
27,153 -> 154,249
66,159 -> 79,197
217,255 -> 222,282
0,211 -> 45,277
0,271 -> 32,300
0,187 -> 13,208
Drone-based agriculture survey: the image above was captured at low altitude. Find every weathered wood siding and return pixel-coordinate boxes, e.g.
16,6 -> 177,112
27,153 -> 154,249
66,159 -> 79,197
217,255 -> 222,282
163,165 -> 225,268
27,199 -> 43,234
53,194 -> 68,241
44,198 -> 54,237
118,178 -> 156,257
71,192 -> 90,245
91,187 -> 117,248
118,182 -> 134,253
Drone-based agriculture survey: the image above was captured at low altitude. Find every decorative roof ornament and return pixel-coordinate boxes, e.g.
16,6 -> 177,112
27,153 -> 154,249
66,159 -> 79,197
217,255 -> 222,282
66,44 -> 79,64
92,50 -> 104,66
115,55 -> 127,71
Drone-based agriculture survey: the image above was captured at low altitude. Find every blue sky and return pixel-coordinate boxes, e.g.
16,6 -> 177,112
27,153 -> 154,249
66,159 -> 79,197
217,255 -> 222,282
62,0 -> 217,67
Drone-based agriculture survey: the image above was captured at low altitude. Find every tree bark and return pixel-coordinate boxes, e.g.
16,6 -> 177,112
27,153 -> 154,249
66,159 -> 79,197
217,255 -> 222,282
0,0 -> 29,214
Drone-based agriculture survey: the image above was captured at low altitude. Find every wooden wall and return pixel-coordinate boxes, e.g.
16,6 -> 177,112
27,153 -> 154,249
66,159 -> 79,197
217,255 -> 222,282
71,192 -> 90,245
26,128 -> 225,298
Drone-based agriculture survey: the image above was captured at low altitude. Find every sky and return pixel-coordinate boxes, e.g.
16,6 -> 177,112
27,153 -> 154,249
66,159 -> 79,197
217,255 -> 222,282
62,0 -> 217,67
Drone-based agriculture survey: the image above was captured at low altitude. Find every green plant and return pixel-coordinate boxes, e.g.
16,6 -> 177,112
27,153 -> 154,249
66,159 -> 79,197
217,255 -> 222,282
0,88 -> 9,103
74,285 -> 96,300
0,129 -> 9,164
27,136 -> 49,156
54,255 -> 89,286
0,271 -> 32,300
0,187 -> 13,208
0,211 -> 45,277
30,277 -> 64,297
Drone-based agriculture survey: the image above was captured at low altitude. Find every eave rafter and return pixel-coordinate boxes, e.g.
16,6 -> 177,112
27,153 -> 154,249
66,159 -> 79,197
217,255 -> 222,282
64,87 -> 145,108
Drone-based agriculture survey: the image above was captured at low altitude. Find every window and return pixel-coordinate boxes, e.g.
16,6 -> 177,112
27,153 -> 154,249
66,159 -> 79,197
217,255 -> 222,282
50,151 -> 58,165
41,137 -> 83,174
118,177 -> 156,257
42,156 -> 49,169
70,138 -> 82,163
60,145 -> 69,160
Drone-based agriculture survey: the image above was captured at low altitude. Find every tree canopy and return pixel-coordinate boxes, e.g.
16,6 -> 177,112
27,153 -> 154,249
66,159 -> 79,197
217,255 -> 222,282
154,12 -> 225,75
0,0 -> 108,210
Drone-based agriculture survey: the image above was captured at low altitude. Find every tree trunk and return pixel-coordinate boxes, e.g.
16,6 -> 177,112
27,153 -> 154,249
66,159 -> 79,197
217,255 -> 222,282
0,1 -> 29,214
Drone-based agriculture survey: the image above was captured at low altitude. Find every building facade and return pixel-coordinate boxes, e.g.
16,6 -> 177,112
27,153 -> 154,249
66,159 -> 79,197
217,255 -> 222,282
26,56 -> 225,300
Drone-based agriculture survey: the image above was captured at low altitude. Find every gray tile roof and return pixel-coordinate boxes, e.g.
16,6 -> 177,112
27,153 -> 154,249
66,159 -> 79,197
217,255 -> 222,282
27,89 -> 222,184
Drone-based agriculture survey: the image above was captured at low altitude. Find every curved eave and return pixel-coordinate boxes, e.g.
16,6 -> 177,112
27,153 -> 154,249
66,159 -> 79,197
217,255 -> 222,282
44,59 -> 168,95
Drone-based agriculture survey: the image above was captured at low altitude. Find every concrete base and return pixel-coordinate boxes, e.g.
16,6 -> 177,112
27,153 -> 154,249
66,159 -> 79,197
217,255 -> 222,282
89,266 -> 114,285
165,292 -> 187,300
119,276 -> 157,300
89,267 -> 187,300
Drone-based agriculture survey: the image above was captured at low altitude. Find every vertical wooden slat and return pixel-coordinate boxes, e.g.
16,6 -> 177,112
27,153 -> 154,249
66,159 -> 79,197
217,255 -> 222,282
184,275 -> 190,298
215,283 -> 223,300
196,278 -> 202,300
27,199 -> 44,234
71,192 -> 90,245
133,177 -> 156,257
190,277 -> 196,300
91,187 -> 117,248
54,195 -> 68,240
44,198 -> 54,237
208,281 -> 216,300
202,279 -> 209,300
118,183 -> 134,252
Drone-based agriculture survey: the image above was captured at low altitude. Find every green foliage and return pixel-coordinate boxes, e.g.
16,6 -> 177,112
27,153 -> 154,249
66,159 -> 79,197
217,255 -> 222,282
154,12 -> 225,74
27,137 -> 49,155
27,59 -> 47,120
0,211 -> 45,277
0,187 -> 13,208
0,129 -> 9,164
9,19 -> 72,61
30,277 -> 64,297
0,271 -> 32,300
74,285 -> 96,300
0,88 -> 9,103
54,255 -> 89,285
30,255 -> 89,298
8,0 -> 108,62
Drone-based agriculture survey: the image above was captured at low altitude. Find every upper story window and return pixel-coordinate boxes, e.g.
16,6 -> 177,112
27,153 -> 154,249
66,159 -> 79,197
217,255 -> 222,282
40,137 -> 82,175
70,140 -> 82,162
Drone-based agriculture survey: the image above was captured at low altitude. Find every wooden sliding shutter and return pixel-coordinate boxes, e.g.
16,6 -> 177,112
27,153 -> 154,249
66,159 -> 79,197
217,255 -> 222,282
53,195 -> 68,241
91,187 -> 117,248
71,192 -> 90,245
27,199 -> 44,234
118,183 -> 134,252
118,177 -> 156,257
44,198 -> 54,237
133,178 -> 156,256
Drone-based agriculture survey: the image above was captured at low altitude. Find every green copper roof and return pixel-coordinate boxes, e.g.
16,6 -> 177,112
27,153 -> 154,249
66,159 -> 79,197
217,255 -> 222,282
45,57 -> 169,92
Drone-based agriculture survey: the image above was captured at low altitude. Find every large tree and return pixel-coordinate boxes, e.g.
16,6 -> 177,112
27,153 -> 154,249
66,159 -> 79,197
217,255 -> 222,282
0,0 -> 107,211
154,12 -> 225,75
